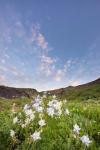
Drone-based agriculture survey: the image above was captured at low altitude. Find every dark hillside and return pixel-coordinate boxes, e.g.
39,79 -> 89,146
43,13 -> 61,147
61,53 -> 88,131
0,86 -> 38,99
0,78 -> 100,100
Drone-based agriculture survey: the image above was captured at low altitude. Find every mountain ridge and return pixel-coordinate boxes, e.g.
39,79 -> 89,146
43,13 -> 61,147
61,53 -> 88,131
0,78 -> 100,99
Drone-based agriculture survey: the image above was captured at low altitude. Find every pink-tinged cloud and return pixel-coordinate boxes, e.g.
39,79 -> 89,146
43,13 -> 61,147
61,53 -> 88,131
37,33 -> 48,49
9,67 -> 19,76
0,65 -> 24,77
0,66 -> 8,72
0,75 -> 5,81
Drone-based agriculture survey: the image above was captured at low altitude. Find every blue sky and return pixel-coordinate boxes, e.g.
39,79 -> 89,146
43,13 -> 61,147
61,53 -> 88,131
0,0 -> 100,91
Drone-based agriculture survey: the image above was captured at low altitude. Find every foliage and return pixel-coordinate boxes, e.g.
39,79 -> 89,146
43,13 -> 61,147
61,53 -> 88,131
0,96 -> 100,150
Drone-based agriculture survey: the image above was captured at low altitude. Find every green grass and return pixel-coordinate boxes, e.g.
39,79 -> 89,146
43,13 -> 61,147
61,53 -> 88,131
62,84 -> 100,101
0,98 -> 31,111
0,98 -> 100,150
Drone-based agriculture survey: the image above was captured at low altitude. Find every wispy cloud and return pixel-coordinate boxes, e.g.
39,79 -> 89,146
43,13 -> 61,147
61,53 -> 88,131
37,33 -> 48,49
38,54 -> 56,77
0,7 -> 100,91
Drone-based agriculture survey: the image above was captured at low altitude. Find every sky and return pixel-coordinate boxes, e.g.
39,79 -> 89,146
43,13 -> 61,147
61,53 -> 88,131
0,0 -> 100,91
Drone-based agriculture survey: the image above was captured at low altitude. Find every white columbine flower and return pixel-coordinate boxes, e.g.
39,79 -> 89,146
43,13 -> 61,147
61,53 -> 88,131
24,109 -> 35,123
25,109 -> 33,116
65,109 -> 70,115
37,106 -> 43,113
10,130 -> 15,137
47,107 -> 55,117
30,113 -> 35,121
32,96 -> 43,113
47,100 -> 63,117
24,104 -> 30,111
31,131 -> 41,141
21,124 -> 26,128
53,101 -> 62,110
32,102 -> 40,109
73,124 -> 81,134
80,135 -> 92,147
39,119 -> 46,127
13,116 -> 18,124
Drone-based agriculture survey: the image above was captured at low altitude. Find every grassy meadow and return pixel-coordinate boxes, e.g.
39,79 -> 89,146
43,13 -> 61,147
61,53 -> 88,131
0,96 -> 100,150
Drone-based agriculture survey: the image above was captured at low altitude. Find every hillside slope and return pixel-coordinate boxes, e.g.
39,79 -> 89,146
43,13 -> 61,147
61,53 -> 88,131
0,78 -> 100,100
45,78 -> 100,100
0,86 -> 38,99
